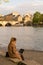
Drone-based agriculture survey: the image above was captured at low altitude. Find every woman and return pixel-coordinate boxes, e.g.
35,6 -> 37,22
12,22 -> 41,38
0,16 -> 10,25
8,37 -> 22,60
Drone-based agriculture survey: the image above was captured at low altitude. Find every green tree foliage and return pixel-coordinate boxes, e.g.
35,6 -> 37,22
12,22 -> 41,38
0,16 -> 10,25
33,12 -> 41,24
40,14 -> 43,22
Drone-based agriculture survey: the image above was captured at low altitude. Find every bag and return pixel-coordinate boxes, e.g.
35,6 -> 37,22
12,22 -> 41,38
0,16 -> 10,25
19,49 -> 24,60
5,52 -> 9,57
19,49 -> 24,54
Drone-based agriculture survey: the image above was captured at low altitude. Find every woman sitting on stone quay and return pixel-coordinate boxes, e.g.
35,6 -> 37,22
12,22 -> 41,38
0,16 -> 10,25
6,37 -> 25,65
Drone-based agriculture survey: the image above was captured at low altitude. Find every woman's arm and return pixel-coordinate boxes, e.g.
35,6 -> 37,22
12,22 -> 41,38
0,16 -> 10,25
12,46 -> 22,60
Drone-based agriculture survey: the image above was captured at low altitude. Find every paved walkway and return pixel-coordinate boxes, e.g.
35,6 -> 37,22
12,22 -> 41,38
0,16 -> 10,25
0,50 -> 43,65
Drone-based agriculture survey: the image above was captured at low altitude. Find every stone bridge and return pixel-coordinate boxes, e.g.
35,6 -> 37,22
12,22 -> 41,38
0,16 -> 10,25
0,21 -> 18,26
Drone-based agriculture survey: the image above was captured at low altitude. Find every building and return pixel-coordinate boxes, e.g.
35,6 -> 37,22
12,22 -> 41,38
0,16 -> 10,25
23,14 -> 32,23
4,13 -> 13,21
12,12 -> 19,16
23,14 -> 32,26
0,14 -> 4,21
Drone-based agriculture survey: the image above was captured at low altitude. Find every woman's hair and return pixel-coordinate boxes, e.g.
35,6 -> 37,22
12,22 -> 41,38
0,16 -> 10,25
10,37 -> 16,44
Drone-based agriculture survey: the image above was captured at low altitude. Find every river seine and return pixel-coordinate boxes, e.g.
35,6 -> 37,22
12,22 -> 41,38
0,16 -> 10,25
0,27 -> 43,51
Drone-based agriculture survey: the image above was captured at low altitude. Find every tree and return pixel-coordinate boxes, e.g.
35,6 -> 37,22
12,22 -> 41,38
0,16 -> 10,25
38,14 -> 43,25
40,14 -> 43,22
33,12 -> 41,24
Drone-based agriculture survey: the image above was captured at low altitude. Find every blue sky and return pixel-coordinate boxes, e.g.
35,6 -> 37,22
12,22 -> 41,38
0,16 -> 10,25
0,0 -> 43,15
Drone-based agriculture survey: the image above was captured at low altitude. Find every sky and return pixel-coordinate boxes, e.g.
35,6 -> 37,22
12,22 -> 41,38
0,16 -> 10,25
0,0 -> 43,15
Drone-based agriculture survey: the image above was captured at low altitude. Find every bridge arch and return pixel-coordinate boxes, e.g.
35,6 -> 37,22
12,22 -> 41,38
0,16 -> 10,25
0,24 -> 3,26
0,21 -> 19,26
0,21 -> 3,26
5,23 -> 12,26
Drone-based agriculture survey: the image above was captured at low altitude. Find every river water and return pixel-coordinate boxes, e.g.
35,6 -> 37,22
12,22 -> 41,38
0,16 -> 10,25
0,27 -> 43,51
